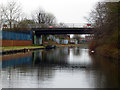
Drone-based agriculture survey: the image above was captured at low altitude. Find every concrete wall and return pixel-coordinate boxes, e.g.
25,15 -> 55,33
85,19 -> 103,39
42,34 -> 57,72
34,35 -> 42,45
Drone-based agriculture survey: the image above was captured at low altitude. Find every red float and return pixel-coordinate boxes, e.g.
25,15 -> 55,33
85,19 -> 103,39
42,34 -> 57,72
3,24 -> 7,28
87,24 -> 91,26
49,26 -> 53,28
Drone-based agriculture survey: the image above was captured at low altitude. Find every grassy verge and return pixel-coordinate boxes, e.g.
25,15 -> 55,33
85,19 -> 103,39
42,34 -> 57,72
1,43 -> 89,51
1,46 -> 45,51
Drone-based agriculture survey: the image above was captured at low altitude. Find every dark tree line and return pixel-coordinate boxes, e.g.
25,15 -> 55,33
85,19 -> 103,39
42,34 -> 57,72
88,1 -> 120,59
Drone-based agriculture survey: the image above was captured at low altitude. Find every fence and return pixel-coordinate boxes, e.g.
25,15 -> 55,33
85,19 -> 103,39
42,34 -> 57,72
1,31 -> 32,41
0,30 -> 33,46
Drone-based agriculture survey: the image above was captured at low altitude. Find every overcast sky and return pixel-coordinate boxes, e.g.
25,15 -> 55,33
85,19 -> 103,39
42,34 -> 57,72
0,0 -> 102,24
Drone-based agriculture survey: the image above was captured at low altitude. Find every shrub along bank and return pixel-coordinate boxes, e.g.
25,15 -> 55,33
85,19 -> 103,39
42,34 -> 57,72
88,2 -> 120,59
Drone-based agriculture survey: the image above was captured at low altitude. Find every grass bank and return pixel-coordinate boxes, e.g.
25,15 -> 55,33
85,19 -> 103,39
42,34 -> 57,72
1,44 -> 88,51
1,46 -> 45,51
89,38 -> 119,60
0,44 -> 89,55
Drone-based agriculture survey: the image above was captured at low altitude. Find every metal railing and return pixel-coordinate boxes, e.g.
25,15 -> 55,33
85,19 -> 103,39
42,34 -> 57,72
56,23 -> 93,28
28,23 -> 93,28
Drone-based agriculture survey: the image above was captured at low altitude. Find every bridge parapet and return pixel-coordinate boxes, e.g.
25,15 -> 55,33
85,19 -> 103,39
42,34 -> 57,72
57,23 -> 93,28
28,23 -> 93,29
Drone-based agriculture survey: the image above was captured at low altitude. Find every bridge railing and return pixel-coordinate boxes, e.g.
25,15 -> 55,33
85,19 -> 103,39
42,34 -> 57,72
28,24 -> 42,28
28,23 -> 93,28
56,23 -> 93,28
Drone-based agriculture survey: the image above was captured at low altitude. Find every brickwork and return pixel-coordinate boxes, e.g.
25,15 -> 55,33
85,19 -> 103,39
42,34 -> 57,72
0,39 -> 2,46
0,39 -> 32,46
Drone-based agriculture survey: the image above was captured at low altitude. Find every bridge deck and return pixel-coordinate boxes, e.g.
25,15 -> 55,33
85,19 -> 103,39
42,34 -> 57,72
32,28 -> 94,34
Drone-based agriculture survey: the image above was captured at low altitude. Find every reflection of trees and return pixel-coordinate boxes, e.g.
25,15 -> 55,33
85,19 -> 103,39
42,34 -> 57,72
3,64 -> 55,88
2,52 -> 33,68
31,48 -> 72,85
33,51 -> 43,64
73,47 -> 80,56
43,48 -> 68,65
33,48 -> 69,65
88,55 -> 119,88
36,66 -> 55,86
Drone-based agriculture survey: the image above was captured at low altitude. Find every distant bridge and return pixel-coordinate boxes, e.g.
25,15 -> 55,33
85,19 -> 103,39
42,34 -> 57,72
32,28 -> 94,35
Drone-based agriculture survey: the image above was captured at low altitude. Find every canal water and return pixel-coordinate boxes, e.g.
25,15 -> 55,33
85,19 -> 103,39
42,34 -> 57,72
1,46 -> 119,88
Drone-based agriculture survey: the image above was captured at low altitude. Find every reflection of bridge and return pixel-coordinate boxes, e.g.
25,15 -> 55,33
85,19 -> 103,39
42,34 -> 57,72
32,28 -> 94,35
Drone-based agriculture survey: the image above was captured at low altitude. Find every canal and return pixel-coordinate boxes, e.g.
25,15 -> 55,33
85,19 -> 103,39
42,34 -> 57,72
1,46 -> 119,88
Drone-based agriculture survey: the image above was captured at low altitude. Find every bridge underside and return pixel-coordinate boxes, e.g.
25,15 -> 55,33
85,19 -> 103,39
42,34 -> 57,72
32,28 -> 94,35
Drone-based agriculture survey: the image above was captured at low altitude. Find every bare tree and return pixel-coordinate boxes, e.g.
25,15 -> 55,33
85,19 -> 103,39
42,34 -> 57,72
32,9 -> 45,24
18,19 -> 35,29
85,2 -> 111,40
0,1 -> 22,29
45,13 -> 56,26
86,1 -> 119,57
32,8 -> 56,27
57,22 -> 68,28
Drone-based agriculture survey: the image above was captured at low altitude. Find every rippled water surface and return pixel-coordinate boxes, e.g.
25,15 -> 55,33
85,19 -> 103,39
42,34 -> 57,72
1,47 -> 119,88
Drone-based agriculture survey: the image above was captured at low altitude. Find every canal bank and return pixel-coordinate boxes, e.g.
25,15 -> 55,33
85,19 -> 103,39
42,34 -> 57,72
0,44 -> 85,55
1,46 -> 45,55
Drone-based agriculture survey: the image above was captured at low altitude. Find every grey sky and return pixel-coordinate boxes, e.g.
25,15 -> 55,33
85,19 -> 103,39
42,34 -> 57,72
0,0 -> 101,24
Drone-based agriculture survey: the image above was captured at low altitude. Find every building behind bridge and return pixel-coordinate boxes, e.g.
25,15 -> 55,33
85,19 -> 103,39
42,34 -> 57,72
85,35 -> 94,42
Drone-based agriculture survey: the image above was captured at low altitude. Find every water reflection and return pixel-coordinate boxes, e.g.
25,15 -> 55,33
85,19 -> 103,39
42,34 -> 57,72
1,47 -> 119,88
68,48 -> 92,66
33,48 -> 69,66
90,55 -> 119,88
2,52 -> 33,68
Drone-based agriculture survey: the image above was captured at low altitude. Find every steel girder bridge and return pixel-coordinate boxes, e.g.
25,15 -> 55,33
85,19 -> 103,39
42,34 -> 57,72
29,23 -> 94,35
32,28 -> 94,35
